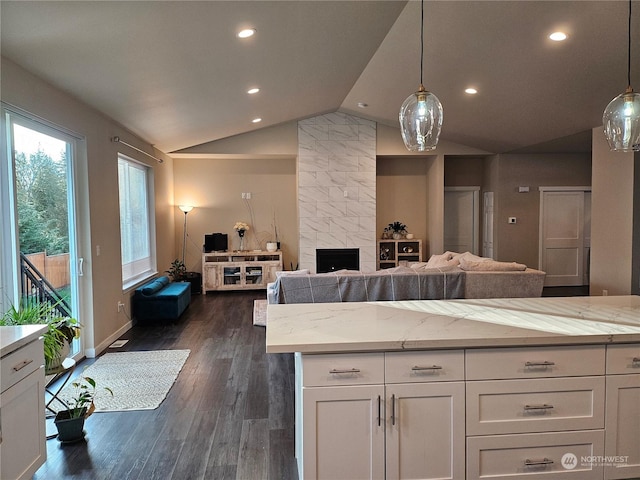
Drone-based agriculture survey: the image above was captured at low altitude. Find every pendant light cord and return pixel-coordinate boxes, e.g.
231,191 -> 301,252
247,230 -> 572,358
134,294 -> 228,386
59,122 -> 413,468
420,0 -> 424,87
628,0 -> 632,88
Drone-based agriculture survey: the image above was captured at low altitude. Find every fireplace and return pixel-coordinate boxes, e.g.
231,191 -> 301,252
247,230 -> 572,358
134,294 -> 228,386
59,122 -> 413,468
316,248 -> 360,273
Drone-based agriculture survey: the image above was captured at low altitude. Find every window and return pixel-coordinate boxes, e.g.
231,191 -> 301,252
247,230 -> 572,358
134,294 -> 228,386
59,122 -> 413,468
118,155 -> 155,287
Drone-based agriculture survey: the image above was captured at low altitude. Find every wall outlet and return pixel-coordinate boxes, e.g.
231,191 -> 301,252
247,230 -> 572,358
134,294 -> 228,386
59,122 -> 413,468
602,289 -> 608,296
508,217 -> 517,224
241,192 -> 252,199
117,301 -> 125,312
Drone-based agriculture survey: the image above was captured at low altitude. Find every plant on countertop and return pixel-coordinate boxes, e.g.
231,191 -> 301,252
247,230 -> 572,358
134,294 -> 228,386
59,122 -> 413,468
385,221 -> 407,234
1,298 -> 81,370
166,259 -> 187,281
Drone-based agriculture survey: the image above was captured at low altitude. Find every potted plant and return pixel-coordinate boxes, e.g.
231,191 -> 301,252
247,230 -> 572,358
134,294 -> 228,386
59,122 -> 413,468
54,374 -> 113,443
1,298 -> 80,372
166,259 -> 187,281
385,221 -> 407,239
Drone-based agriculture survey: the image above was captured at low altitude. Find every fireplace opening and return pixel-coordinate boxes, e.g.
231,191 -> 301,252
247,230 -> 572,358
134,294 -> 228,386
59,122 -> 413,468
316,248 -> 360,273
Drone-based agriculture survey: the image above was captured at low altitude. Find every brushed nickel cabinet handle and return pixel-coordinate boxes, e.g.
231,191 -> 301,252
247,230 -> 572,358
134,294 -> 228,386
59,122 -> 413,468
411,365 -> 443,371
524,458 -> 554,467
391,394 -> 396,426
524,403 -> 554,411
12,359 -> 34,372
329,368 -> 360,374
377,395 -> 381,427
525,361 -> 555,368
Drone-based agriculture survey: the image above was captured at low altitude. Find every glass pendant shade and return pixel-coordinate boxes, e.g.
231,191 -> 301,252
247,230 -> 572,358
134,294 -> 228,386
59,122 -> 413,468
399,86 -> 443,151
603,87 -> 640,151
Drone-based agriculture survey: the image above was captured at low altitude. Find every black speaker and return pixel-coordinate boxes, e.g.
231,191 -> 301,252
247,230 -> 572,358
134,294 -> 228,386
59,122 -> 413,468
204,233 -> 228,252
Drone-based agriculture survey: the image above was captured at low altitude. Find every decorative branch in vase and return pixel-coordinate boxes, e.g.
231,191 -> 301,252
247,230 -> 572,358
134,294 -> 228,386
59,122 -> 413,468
234,221 -> 250,251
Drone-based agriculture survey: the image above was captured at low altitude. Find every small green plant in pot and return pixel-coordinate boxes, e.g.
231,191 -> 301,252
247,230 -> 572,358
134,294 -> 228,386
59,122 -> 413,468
1,298 -> 80,372
166,259 -> 187,281
54,375 -> 113,443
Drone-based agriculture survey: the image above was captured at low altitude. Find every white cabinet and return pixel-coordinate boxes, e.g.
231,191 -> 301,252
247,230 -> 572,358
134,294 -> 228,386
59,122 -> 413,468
466,345 -> 606,479
303,385 -> 385,480
297,350 -> 465,480
202,251 -> 282,292
0,333 -> 46,480
385,382 -> 465,480
604,343 -> 640,480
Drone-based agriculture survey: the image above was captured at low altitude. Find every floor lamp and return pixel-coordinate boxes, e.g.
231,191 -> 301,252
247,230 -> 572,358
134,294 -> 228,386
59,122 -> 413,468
179,205 -> 193,265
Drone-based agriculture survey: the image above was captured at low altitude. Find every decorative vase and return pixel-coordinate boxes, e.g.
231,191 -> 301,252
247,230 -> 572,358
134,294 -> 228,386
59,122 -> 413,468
266,242 -> 278,252
392,232 -> 402,240
46,339 -> 70,374
238,230 -> 245,251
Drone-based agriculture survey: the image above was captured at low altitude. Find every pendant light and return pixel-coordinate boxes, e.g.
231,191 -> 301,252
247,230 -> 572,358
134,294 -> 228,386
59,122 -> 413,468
603,0 -> 640,152
399,0 -> 443,151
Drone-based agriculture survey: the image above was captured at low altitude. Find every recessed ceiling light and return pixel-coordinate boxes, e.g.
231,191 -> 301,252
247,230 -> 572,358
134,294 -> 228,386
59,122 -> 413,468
357,102 -> 368,108
237,28 -> 256,39
549,31 -> 567,41
247,88 -> 260,95
465,88 -> 478,95
252,118 -> 262,123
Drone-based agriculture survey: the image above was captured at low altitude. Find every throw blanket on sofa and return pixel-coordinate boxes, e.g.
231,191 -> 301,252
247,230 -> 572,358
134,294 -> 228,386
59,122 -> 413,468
274,266 -> 465,304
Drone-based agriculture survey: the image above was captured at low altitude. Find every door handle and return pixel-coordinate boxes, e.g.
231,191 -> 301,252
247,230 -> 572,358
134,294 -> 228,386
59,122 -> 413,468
78,257 -> 84,276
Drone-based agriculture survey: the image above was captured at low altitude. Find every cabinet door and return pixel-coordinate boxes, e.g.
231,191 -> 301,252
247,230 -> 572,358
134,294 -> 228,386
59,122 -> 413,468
386,382 -> 465,480
202,265 -> 218,291
605,374 -> 640,479
303,385 -> 385,480
0,367 -> 46,480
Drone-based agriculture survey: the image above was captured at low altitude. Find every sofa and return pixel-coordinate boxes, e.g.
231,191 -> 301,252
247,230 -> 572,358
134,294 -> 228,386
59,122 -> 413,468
268,252 -> 546,304
133,275 -> 191,322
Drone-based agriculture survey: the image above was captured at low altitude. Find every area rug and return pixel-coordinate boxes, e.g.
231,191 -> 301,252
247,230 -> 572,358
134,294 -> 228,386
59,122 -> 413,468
253,299 -> 267,327
57,349 -> 190,412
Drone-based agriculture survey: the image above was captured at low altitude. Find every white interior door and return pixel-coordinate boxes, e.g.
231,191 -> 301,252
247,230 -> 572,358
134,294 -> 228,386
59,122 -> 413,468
539,188 -> 591,287
444,187 -> 480,254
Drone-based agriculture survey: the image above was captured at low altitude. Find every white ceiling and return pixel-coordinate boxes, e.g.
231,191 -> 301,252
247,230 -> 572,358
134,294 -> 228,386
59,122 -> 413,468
2,1 -> 638,154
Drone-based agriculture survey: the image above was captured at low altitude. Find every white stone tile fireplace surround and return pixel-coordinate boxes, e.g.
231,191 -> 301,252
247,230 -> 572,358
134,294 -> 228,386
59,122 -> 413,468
298,112 -> 377,273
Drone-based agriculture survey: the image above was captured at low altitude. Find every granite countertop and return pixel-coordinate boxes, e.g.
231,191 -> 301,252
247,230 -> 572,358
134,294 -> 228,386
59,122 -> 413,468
265,295 -> 640,354
1,324 -> 48,357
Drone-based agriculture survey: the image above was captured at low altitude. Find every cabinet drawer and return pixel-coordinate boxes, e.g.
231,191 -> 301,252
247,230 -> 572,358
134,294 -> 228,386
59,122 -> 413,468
606,343 -> 640,374
385,350 -> 464,383
467,430 -> 604,479
466,345 -> 605,380
466,376 -> 605,435
301,353 -> 384,387
1,337 -> 44,392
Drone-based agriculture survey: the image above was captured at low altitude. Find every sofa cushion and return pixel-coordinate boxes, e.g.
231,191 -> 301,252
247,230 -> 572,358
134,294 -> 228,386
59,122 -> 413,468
459,258 -> 527,271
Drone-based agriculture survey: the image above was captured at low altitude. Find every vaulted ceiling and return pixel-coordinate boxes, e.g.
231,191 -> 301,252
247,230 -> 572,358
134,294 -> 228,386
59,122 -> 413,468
2,1 -> 637,154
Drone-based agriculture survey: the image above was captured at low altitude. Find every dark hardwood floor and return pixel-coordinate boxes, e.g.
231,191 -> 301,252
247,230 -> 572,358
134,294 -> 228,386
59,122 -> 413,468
35,291 -> 298,480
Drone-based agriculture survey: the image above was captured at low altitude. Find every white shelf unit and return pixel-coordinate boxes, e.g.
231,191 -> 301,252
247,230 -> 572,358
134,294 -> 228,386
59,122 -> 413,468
377,239 -> 422,269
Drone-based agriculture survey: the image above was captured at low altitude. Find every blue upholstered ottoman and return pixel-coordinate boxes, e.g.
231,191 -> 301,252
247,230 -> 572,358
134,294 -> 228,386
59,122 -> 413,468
133,275 -> 191,322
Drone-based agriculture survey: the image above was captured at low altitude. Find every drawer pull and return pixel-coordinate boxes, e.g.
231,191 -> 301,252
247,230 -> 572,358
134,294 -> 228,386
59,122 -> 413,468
524,403 -> 554,411
524,458 -> 554,467
12,359 -> 34,372
632,357 -> 640,366
411,365 -> 443,371
377,395 -> 381,427
329,368 -> 361,375
524,361 -> 555,368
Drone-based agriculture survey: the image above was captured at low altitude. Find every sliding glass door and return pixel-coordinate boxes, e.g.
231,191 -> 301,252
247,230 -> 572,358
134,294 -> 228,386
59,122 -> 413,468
1,107 -> 83,357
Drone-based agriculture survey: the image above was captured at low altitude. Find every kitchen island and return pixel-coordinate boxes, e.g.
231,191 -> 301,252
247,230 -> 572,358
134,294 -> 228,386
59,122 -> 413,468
266,296 -> 640,480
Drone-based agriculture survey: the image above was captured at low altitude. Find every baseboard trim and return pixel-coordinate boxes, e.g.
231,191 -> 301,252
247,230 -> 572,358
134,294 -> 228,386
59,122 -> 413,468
84,320 -> 132,358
